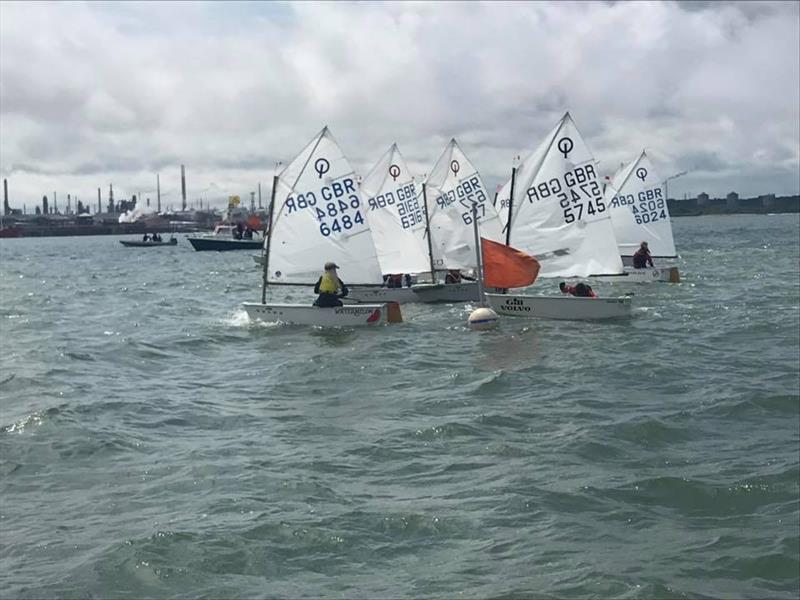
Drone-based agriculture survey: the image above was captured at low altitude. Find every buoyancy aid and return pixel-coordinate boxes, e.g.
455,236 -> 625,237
318,272 -> 339,293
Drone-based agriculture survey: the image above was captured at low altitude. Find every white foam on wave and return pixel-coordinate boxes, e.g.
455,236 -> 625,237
3,411 -> 44,434
222,308 -> 281,329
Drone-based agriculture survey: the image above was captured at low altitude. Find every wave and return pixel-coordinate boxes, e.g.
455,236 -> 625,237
591,469 -> 800,517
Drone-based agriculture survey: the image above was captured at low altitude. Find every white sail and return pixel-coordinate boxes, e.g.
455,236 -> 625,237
360,144 -> 431,275
495,176 -> 512,237
505,113 -> 624,278
267,127 -> 384,285
423,139 -> 504,270
603,151 -> 677,258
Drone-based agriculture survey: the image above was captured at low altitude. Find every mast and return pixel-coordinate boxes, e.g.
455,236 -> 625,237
421,182 -> 437,282
471,201 -> 485,305
260,174 -> 279,304
156,173 -> 161,213
505,166 -> 517,247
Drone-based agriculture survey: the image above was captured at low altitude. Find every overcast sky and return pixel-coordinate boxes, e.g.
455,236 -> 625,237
1,0 -> 798,211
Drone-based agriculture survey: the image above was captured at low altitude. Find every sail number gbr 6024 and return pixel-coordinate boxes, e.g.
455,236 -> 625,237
609,188 -> 667,224
284,178 -> 365,237
525,164 -> 606,224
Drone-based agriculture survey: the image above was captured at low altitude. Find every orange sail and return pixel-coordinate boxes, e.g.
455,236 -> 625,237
481,237 -> 540,289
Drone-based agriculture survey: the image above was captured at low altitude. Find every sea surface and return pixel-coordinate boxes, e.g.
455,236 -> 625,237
1,214 -> 798,599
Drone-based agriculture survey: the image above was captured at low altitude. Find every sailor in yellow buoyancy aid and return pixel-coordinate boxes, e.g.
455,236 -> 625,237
313,262 -> 349,307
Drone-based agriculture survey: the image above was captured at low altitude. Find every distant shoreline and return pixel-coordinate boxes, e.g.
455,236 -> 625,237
1,197 -> 797,239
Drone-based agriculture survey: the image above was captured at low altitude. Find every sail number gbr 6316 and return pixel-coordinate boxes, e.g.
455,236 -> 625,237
285,177 -> 365,238
524,164 -> 605,224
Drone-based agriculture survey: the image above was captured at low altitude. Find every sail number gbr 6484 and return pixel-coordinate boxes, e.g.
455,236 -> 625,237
524,164 -> 605,224
285,177 -> 365,238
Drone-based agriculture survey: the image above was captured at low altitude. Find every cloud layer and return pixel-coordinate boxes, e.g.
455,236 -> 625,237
1,0 -> 798,210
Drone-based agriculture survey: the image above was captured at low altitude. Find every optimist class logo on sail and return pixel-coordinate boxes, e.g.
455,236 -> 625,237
284,174 -> 366,238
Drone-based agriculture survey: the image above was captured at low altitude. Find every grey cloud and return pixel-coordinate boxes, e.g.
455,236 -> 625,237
0,0 -> 797,208
677,151 -> 730,173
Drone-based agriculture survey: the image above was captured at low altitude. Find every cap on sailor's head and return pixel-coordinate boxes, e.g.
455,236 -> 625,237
641,241 -> 648,247
324,261 -> 339,270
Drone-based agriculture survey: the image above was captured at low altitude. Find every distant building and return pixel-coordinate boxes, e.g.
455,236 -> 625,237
726,192 -> 739,208
759,194 -> 776,208
697,192 -> 710,205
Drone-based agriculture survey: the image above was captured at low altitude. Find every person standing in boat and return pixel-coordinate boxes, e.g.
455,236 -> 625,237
313,262 -> 349,307
632,241 -> 654,269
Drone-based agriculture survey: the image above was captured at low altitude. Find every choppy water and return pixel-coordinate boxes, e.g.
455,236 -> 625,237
1,214 -> 798,599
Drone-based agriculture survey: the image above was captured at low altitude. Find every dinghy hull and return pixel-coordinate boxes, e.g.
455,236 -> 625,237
485,293 -> 632,320
120,239 -> 177,247
593,266 -> 680,283
189,237 -> 263,251
242,302 -> 402,326
348,282 -> 479,304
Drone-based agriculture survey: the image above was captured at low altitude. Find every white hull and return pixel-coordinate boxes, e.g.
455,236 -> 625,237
348,282 -> 479,304
242,302 -> 401,326
486,293 -> 632,320
592,266 -> 680,283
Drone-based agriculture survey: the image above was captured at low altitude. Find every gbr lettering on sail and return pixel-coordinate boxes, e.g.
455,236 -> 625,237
285,172 -> 365,238
524,162 -> 607,224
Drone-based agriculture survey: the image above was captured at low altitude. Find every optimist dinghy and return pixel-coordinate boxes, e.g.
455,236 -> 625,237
348,140 -> 505,304
242,127 -> 402,327
598,150 -> 681,283
487,112 -> 632,320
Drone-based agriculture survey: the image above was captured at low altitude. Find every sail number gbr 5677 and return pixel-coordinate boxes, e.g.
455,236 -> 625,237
609,187 -> 666,224
525,164 -> 605,224
285,178 -> 365,238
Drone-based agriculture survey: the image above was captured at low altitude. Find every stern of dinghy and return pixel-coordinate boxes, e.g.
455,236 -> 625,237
387,302 -> 403,323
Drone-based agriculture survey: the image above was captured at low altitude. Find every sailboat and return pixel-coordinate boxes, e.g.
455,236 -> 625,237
241,127 -> 402,327
346,143 -> 457,303
486,112 -> 633,320
347,140 -> 505,304
597,150 -> 680,283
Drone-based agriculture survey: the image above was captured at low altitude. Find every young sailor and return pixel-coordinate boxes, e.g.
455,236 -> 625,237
313,262 -> 349,307
559,282 -> 597,298
632,241 -> 654,269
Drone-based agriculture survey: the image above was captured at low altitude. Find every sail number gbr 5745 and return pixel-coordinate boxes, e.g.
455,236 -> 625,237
524,164 -> 606,224
285,178 -> 365,238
